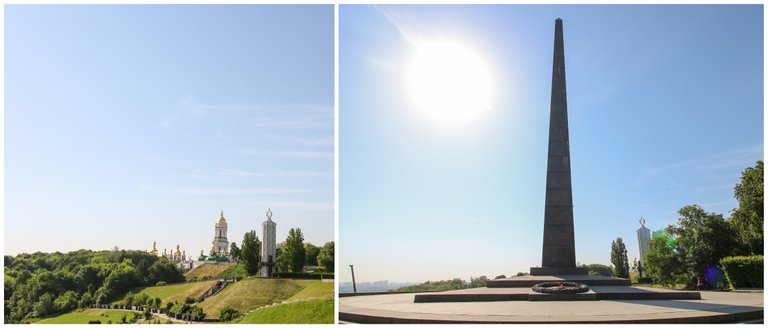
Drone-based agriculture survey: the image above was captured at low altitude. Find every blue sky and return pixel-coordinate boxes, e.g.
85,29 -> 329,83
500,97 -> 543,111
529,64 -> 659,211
5,5 -> 334,256
339,5 -> 763,283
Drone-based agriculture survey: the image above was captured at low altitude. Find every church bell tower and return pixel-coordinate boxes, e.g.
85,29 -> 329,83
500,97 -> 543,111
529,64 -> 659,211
212,210 -> 229,256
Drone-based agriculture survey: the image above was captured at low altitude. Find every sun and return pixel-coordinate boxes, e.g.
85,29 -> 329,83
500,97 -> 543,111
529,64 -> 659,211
405,40 -> 493,128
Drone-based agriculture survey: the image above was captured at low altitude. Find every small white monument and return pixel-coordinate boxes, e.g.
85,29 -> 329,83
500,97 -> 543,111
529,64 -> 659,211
260,208 -> 277,277
636,217 -> 651,277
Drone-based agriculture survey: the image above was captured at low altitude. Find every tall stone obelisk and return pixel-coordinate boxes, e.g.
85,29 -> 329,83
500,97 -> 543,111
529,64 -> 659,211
531,18 -> 587,276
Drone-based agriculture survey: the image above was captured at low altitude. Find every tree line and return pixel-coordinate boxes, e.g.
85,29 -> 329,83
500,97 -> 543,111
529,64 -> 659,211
227,227 -> 334,276
4,249 -> 185,323
644,161 -> 763,288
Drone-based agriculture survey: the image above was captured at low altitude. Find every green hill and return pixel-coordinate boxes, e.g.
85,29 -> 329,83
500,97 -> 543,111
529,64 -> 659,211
238,298 -> 334,324
197,278 -> 305,318
119,280 -> 217,305
288,280 -> 334,301
34,309 -> 136,324
42,278 -> 333,323
185,263 -> 233,279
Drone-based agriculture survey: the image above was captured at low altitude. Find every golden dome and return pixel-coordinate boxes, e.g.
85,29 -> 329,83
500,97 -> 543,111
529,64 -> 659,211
217,210 -> 227,224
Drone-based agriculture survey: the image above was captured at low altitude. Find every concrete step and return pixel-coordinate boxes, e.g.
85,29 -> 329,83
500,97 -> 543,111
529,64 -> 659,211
487,275 -> 630,287
413,286 -> 701,303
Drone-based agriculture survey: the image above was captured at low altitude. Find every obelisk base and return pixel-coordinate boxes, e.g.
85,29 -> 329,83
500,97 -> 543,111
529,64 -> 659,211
530,267 -> 589,276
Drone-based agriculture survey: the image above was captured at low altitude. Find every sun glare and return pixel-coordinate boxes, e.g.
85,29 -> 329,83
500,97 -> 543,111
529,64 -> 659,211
406,40 -> 493,128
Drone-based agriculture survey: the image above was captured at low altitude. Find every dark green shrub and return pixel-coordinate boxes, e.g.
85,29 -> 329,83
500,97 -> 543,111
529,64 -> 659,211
720,255 -> 763,288
219,306 -> 239,321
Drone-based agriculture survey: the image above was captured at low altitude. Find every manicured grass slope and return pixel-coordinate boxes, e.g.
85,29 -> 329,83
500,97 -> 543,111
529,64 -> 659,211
122,280 -> 217,305
34,309 -> 135,324
289,280 -> 334,301
198,278 -> 310,319
185,263 -> 233,279
238,298 -> 333,324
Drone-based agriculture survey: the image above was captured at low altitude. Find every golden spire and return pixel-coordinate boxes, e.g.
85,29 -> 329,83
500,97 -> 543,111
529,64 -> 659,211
218,209 -> 227,224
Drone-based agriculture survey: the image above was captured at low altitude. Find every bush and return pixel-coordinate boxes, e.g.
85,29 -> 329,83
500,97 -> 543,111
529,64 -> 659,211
219,306 -> 240,321
155,281 -> 167,286
494,275 -> 506,279
88,320 -> 101,324
720,255 -> 763,289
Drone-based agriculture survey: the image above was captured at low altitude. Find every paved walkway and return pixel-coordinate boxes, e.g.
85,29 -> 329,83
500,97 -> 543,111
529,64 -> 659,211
340,289 -> 763,323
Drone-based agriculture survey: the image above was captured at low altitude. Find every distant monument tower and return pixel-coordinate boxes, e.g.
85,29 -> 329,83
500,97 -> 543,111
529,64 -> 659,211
531,18 -> 588,276
260,208 -> 277,277
212,210 -> 229,256
636,217 -> 651,277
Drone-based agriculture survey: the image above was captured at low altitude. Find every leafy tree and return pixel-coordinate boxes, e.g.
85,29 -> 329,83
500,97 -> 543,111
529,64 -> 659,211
34,293 -> 54,317
219,306 -> 239,321
78,291 -> 93,308
147,258 -> 184,285
317,242 -> 334,273
53,291 -> 78,313
229,242 -> 241,263
580,263 -> 614,277
240,230 -> 261,276
124,291 -> 135,306
304,243 -> 320,266
469,276 -> 488,288
610,238 -> 630,278
730,161 -> 764,254
275,243 -> 288,272
190,306 -> 205,318
670,205 -> 739,285
134,293 -> 149,307
280,228 -> 306,273
645,235 -> 685,287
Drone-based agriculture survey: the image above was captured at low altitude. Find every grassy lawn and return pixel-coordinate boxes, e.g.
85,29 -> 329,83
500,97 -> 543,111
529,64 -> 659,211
197,278 -> 305,319
289,280 -> 334,301
219,263 -> 248,279
34,309 -> 137,324
237,298 -> 334,324
119,280 -> 217,305
185,263 -> 234,279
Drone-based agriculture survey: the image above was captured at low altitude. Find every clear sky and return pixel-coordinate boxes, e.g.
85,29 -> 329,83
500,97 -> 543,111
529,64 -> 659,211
5,5 -> 334,256
339,5 -> 763,283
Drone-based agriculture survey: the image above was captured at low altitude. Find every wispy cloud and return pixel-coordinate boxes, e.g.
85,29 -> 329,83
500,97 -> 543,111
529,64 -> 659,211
240,200 -> 333,211
158,98 -> 332,131
238,148 -> 333,159
633,145 -> 763,187
366,57 -> 397,70
139,185 -> 331,196
374,5 -> 425,46
218,169 -> 329,178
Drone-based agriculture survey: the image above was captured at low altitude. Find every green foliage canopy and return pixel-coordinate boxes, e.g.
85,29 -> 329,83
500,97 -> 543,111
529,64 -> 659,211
240,230 -> 261,276
317,242 -> 334,273
610,238 -> 630,278
730,161 -> 764,255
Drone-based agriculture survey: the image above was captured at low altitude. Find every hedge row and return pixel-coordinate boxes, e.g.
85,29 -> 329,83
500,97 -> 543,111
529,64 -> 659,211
720,255 -> 763,289
273,272 -> 334,280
